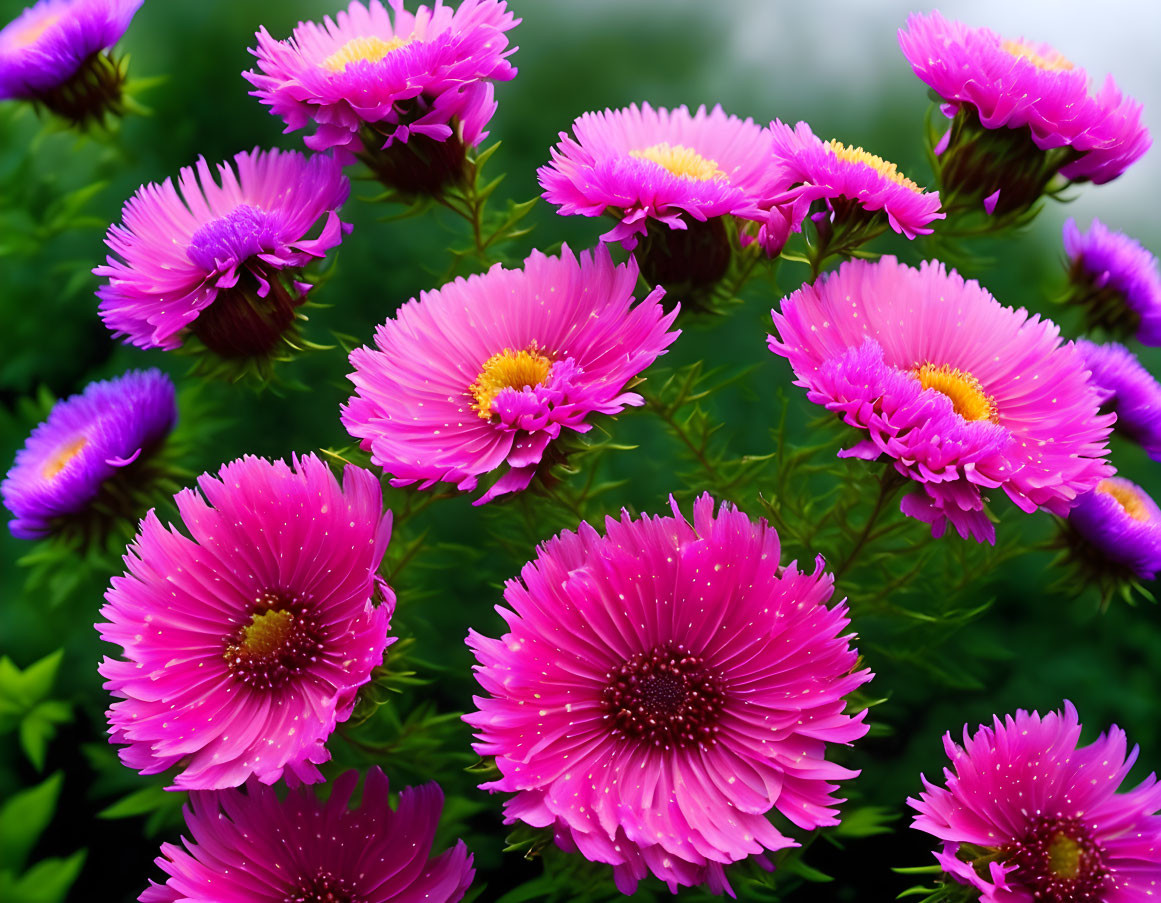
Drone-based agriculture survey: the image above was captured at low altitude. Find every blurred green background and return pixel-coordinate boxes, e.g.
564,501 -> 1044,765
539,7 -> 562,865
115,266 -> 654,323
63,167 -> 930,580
1,1 -> 1159,900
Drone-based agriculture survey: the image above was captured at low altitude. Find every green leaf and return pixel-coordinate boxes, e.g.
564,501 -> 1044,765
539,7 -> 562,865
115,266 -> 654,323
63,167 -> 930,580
0,849 -> 86,903
0,772 -> 62,872
18,700 -> 72,770
833,804 -> 896,838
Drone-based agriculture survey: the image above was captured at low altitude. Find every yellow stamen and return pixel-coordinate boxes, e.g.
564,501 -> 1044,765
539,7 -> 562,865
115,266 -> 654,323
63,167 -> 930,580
1099,480 -> 1151,522
912,363 -> 998,422
470,346 -> 553,419
12,13 -> 59,49
1001,39 -> 1075,72
323,35 -> 410,72
630,143 -> 727,182
1047,833 -> 1083,878
42,436 -> 88,479
232,608 -> 295,659
826,139 -> 924,193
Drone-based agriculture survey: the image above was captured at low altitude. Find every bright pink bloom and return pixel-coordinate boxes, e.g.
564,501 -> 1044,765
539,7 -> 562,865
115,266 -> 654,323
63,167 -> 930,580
769,257 -> 1113,543
342,245 -> 678,504
765,119 -> 943,239
244,0 -> 518,157
141,768 -> 474,903
97,454 -> 393,790
465,494 -> 872,896
909,702 -> 1161,902
899,11 -> 1150,185
95,148 -> 350,358
538,103 -> 780,249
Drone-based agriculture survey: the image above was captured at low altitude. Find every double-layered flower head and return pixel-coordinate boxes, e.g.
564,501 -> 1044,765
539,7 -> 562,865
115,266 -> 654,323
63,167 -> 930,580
899,12 -> 1150,186
342,245 -> 678,504
465,494 -> 872,896
1077,340 -> 1161,459
141,768 -> 474,903
0,0 -> 140,122
245,0 -> 518,157
2,369 -> 176,540
769,257 -> 1113,543
95,148 -> 350,361
538,102 -> 779,249
1068,477 -> 1161,583
909,702 -> 1161,902
97,454 -> 394,790
1065,219 -> 1161,346
765,119 -> 943,241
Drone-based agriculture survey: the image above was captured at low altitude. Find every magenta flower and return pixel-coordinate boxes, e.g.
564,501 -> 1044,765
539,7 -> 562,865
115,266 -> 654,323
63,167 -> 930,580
765,119 -> 943,243
0,0 -> 141,124
1064,219 -> 1161,346
1068,477 -> 1161,583
899,12 -> 1150,216
95,148 -> 350,364
342,245 -> 678,505
141,768 -> 474,903
465,494 -> 872,895
909,701 -> 1161,903
1077,340 -> 1161,460
769,257 -> 1113,543
97,454 -> 393,790
2,369 -> 175,541
539,103 -> 778,247
245,0 -> 518,193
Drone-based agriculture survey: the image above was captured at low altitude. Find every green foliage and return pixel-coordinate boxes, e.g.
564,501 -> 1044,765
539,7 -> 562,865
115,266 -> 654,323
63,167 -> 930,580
0,651 -> 72,771
0,774 -> 86,903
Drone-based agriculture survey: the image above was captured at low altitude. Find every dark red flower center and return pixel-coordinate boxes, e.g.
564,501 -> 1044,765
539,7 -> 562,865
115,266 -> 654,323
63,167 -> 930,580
224,591 -> 323,691
284,870 -> 361,903
600,643 -> 725,748
1003,815 -> 1109,902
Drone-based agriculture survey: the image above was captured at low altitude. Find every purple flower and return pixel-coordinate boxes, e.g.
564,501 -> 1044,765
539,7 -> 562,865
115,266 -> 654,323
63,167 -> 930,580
0,0 -> 142,124
1065,219 -> 1161,346
1076,339 -> 1161,459
2,369 -> 176,540
141,769 -> 474,903
909,701 -> 1161,902
95,149 -> 350,364
1068,477 -> 1161,582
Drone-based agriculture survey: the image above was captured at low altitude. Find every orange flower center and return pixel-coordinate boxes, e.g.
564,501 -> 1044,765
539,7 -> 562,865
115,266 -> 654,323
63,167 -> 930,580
1099,480 -> 1151,522
1001,39 -> 1075,72
42,436 -> 88,479
323,35 -> 410,72
470,346 -> 553,419
912,363 -> 998,422
826,139 -> 924,193
630,143 -> 727,182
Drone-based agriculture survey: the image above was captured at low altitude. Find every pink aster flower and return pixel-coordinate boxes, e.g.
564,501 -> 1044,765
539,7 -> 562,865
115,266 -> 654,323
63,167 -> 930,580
764,119 -> 943,249
465,494 -> 872,896
1064,219 -> 1161,346
342,244 -> 678,505
0,0 -> 141,125
769,257 -> 1113,543
909,701 -> 1161,903
97,454 -> 394,790
95,148 -> 350,366
245,0 -> 518,194
899,12 -> 1150,217
141,768 -> 474,903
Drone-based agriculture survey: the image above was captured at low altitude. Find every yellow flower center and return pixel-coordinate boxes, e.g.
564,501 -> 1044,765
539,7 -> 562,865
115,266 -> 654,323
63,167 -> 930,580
826,139 -> 924,193
629,143 -> 728,182
41,436 -> 88,479
1001,39 -> 1075,72
323,35 -> 410,72
912,363 -> 998,422
470,346 -> 553,419
1099,480 -> 1151,522
1047,833 -> 1083,879
233,608 -> 295,659
11,13 -> 59,48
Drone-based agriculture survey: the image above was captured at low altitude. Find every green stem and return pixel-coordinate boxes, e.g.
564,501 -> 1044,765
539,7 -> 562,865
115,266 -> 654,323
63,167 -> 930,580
833,467 -> 905,580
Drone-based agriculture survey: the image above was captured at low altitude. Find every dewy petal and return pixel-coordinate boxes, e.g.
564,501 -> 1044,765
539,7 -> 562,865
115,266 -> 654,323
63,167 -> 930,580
465,494 -> 872,894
